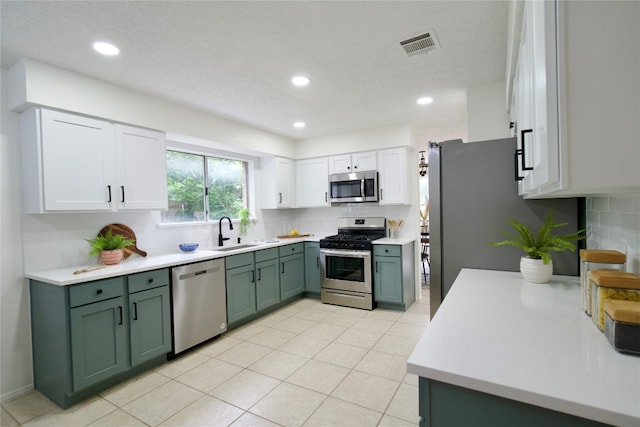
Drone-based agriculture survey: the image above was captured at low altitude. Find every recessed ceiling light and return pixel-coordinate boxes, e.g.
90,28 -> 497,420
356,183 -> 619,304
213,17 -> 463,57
93,41 -> 120,56
293,122 -> 306,128
417,96 -> 434,105
291,76 -> 310,86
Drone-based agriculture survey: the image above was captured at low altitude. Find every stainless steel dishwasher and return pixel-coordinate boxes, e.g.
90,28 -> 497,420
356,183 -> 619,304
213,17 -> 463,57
171,259 -> 227,354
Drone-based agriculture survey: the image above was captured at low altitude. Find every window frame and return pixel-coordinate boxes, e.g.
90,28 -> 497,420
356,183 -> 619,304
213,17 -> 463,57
162,142 -> 256,226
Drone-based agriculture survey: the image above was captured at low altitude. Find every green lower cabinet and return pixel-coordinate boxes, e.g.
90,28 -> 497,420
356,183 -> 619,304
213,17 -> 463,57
70,296 -> 128,391
30,271 -> 171,409
129,286 -> 172,366
373,243 -> 415,311
374,256 -> 403,303
226,263 -> 257,324
256,258 -> 280,311
419,378 -> 610,427
280,251 -> 305,300
304,242 -> 321,294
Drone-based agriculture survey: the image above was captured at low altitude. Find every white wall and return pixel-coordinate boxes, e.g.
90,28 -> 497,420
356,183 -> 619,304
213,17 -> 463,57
466,80 -> 510,142
1,70 -> 33,401
295,122 -> 414,159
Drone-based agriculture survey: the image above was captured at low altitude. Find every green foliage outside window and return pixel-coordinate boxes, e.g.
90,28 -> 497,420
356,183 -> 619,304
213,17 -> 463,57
162,150 -> 247,223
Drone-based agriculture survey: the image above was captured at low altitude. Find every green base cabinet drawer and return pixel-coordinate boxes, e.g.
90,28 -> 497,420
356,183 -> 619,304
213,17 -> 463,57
128,268 -> 169,293
69,277 -> 125,307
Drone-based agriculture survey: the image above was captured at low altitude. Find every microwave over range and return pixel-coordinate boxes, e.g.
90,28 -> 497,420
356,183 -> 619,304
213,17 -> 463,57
329,171 -> 378,204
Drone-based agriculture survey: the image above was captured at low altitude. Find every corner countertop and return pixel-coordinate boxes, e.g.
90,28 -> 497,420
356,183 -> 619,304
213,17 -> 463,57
25,237 -> 314,287
373,237 -> 417,245
407,268 -> 640,427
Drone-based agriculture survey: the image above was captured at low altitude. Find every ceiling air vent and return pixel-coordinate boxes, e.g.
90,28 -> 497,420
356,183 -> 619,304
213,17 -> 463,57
400,31 -> 439,56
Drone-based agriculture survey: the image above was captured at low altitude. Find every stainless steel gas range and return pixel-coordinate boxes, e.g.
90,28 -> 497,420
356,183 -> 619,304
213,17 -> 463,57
319,217 -> 386,310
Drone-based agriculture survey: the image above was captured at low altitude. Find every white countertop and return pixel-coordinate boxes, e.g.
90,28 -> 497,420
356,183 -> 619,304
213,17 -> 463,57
407,268 -> 640,427
25,237 -> 311,286
373,237 -> 416,245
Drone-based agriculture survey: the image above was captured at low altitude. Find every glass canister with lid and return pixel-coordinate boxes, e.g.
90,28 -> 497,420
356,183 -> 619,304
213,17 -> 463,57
579,249 -> 626,315
589,270 -> 640,331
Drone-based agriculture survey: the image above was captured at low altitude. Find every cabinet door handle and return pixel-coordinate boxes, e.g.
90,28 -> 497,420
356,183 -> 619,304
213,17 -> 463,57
118,306 -> 123,325
106,185 -> 112,203
257,268 -> 262,281
514,150 -> 524,181
379,189 -> 383,200
120,186 -> 125,203
251,270 -> 255,283
279,192 -> 282,204
316,256 -> 319,268
133,302 -> 138,320
281,263 -> 285,274
375,261 -> 379,273
520,129 -> 534,171
325,192 -> 328,202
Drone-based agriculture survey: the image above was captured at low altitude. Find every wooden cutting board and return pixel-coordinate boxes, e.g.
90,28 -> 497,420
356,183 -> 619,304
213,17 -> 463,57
98,223 -> 147,259
277,233 -> 313,239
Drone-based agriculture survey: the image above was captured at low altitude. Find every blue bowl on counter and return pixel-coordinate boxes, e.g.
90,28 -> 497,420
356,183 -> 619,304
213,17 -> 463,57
179,243 -> 199,252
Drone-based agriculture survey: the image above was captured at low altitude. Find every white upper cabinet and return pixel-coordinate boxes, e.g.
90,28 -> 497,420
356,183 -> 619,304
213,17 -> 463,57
328,151 -> 377,174
510,0 -> 640,197
261,156 -> 295,208
377,148 -> 408,205
115,124 -> 168,211
295,157 -> 329,208
21,108 -> 167,213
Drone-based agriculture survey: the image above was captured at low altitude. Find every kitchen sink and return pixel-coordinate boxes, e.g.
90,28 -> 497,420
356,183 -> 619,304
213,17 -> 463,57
212,244 -> 259,252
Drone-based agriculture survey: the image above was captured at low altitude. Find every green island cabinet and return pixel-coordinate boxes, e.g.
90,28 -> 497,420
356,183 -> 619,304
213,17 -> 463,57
279,243 -> 305,300
304,241 -> 321,296
226,247 -> 281,326
373,242 -> 415,311
30,269 -> 171,408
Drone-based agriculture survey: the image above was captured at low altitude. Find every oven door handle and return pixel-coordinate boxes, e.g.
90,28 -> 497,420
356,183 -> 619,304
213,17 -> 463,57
320,249 -> 370,258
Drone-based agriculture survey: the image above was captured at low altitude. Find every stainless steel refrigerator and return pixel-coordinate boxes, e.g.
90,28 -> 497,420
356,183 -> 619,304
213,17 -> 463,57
428,138 -> 584,317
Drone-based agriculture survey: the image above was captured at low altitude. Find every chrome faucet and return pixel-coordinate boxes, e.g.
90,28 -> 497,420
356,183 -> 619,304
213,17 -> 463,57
218,216 -> 233,246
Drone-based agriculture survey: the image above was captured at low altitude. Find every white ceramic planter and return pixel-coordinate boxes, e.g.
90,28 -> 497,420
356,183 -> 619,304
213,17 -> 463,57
520,256 -> 553,283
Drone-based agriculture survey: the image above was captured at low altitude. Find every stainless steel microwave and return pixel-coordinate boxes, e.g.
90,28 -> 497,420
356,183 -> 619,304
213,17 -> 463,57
329,171 -> 378,203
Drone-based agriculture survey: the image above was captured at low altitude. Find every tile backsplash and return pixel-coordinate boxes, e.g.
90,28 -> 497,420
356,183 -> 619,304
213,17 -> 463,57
586,193 -> 640,274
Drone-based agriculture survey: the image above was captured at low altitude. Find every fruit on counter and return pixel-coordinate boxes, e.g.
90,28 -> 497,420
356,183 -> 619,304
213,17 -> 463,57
289,229 -> 299,236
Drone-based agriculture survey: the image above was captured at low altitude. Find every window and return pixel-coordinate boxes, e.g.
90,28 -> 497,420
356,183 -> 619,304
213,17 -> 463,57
162,150 -> 248,223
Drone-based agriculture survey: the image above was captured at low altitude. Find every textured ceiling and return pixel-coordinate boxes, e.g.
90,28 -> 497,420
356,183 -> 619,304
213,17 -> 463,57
1,1 -> 508,148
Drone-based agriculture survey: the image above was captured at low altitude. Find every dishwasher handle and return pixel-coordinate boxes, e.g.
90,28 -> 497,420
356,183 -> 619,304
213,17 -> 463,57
177,266 -> 221,281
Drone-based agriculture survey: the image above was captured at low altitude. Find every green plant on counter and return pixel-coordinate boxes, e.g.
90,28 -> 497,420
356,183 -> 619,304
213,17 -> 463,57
86,229 -> 136,257
238,208 -> 256,237
490,208 -> 587,264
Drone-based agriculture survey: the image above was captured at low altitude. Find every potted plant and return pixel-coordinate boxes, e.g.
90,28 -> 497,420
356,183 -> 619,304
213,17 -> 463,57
490,208 -> 587,283
238,208 -> 255,241
86,229 -> 136,265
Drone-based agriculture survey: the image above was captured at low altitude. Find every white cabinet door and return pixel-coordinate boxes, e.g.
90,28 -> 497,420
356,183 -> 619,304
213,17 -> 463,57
328,154 -> 352,174
352,151 -> 377,172
262,156 -> 295,208
115,125 -> 168,211
528,0 -> 559,191
295,158 -> 329,207
377,148 -> 407,205
39,109 -> 115,211
510,1 -> 639,197
328,151 -> 377,174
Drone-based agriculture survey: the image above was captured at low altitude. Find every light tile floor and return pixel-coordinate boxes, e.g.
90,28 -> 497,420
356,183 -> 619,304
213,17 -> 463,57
2,289 -> 430,427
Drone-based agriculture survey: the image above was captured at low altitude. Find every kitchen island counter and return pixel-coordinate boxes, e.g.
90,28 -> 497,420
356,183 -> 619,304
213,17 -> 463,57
407,268 -> 640,427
